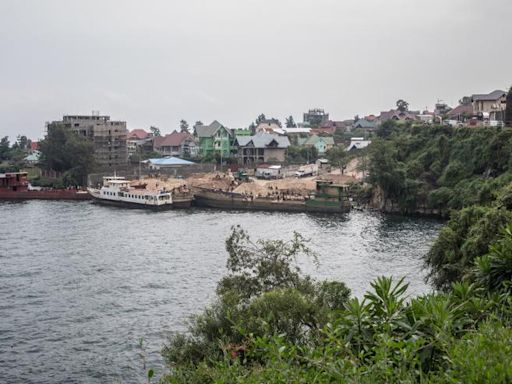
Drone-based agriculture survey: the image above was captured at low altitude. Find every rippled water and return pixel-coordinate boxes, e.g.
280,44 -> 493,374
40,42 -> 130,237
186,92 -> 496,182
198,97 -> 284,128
0,201 -> 442,383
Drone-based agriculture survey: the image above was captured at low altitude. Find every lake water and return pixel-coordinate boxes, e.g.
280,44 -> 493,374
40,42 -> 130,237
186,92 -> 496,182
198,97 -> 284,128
0,201 -> 443,383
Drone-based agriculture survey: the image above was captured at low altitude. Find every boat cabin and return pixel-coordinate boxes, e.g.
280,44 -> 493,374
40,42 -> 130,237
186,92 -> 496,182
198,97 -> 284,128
0,172 -> 29,192
314,180 -> 349,200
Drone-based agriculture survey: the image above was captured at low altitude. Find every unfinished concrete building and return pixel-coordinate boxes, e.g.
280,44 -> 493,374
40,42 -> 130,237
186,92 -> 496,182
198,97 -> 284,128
50,114 -> 128,168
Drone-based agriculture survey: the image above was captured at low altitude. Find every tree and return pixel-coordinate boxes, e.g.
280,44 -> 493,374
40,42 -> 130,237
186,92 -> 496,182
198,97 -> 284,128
505,86 -> 512,127
286,145 -> 318,164
255,114 -> 266,125
396,99 -> 409,112
163,227 -> 350,367
39,124 -> 95,186
15,135 -> 31,151
326,146 -> 349,175
180,119 -> 189,133
285,115 -> 297,128
192,121 -> 203,136
459,96 -> 472,106
149,126 -> 161,137
0,136 -> 10,161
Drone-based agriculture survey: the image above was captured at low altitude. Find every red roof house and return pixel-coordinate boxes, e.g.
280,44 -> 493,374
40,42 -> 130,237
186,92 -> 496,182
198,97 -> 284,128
153,131 -> 198,158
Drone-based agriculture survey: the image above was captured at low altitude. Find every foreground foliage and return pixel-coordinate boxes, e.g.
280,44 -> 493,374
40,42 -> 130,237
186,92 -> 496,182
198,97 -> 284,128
160,227 -> 512,383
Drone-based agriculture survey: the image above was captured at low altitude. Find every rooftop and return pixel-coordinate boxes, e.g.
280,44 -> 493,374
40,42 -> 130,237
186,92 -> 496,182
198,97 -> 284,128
236,132 -> 290,149
145,157 -> 195,166
471,90 -> 507,102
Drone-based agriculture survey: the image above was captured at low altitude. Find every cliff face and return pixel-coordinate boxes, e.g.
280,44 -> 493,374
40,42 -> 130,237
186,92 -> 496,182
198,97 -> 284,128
369,186 -> 445,218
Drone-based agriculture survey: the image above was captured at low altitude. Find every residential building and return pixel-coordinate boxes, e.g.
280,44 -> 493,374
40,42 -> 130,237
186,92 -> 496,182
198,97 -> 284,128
447,104 -> 473,122
153,131 -> 198,158
195,120 -> 234,158
378,109 -> 419,123
471,90 -> 507,121
417,111 -> 435,124
48,114 -> 128,168
303,108 -> 329,127
255,122 -> 285,135
24,151 -> 41,165
235,132 -> 290,165
127,129 -> 153,156
352,119 -> 377,131
434,102 -> 452,116
309,120 -> 348,135
347,137 -> 371,151
298,135 -> 334,155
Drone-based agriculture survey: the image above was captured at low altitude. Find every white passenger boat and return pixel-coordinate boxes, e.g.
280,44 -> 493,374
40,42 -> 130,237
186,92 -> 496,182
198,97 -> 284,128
87,176 -> 192,209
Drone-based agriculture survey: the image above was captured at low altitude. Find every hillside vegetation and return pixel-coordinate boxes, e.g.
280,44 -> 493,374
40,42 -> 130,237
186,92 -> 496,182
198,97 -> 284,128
368,122 -> 512,215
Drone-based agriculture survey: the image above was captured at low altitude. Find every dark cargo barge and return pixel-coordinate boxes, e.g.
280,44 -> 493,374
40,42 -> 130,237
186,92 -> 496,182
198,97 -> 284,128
193,180 -> 350,213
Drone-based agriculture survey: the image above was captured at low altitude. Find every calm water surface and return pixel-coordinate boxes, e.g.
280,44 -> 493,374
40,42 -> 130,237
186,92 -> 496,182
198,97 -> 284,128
0,201 -> 442,383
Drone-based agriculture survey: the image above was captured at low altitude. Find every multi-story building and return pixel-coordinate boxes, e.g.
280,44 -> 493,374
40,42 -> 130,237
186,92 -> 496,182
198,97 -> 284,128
471,90 -> 507,121
303,108 -> 329,127
235,132 -> 290,165
194,120 -> 234,158
49,114 -> 128,168
127,129 -> 153,157
153,131 -> 198,158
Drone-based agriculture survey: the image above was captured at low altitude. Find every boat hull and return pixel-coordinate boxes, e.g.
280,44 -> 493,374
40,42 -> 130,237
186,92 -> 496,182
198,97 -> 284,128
88,189 -> 192,210
193,189 -> 349,213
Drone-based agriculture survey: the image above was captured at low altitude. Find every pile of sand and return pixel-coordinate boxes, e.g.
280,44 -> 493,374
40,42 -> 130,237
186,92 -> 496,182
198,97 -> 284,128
232,177 -> 316,196
132,177 -> 186,191
186,172 -> 235,190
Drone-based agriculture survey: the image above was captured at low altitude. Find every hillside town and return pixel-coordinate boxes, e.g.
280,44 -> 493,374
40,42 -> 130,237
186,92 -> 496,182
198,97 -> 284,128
1,89 -> 509,182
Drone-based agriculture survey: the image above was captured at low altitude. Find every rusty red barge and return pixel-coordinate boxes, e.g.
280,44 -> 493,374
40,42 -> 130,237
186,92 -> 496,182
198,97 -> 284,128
0,172 -> 90,200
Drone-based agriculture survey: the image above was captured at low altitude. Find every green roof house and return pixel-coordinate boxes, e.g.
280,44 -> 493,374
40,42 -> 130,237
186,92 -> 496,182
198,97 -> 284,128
298,135 -> 334,155
195,121 -> 234,158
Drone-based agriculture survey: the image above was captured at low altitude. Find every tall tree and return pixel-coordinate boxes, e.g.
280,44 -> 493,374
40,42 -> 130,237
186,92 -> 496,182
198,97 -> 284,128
285,115 -> 297,128
326,146 -> 349,175
459,96 -> 472,105
150,126 -> 161,137
193,121 -> 203,136
396,99 -> 409,112
255,114 -> 266,125
0,136 -> 10,161
39,124 -> 95,186
15,135 -> 30,151
180,119 -> 189,133
505,86 -> 512,127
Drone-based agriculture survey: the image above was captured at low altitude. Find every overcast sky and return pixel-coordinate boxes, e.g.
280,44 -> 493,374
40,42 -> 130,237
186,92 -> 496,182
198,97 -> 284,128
1,0 -> 511,140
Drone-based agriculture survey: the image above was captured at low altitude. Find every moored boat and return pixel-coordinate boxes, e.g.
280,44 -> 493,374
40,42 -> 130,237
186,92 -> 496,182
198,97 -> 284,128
87,176 -> 192,210
193,180 -> 350,213
0,172 -> 90,200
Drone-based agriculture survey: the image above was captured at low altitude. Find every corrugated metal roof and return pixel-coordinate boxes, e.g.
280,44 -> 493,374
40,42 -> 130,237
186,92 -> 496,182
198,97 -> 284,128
147,157 -> 195,166
195,120 -> 231,138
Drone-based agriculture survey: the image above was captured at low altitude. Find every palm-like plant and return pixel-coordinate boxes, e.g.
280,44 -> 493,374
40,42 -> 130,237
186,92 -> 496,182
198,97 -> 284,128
474,224 -> 512,293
